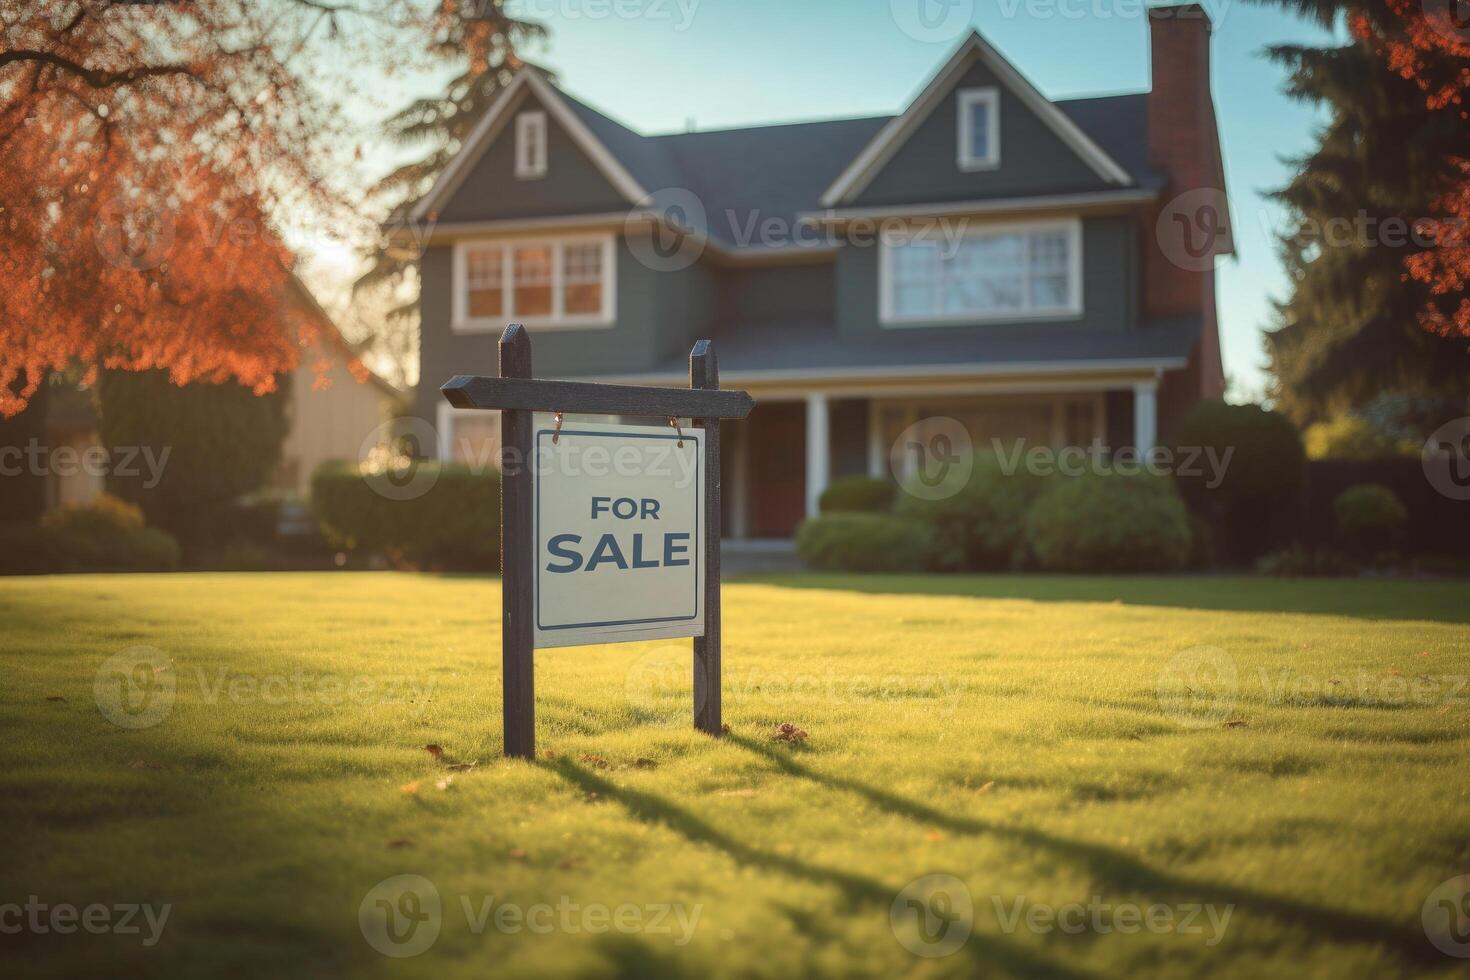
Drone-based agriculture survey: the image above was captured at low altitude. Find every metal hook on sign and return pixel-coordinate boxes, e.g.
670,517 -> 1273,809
668,416 -> 684,448
551,411 -> 565,445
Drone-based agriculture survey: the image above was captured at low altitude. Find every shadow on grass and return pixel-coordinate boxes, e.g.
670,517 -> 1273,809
542,757 -> 1090,979
722,733 -> 1440,967
738,572 -> 1470,625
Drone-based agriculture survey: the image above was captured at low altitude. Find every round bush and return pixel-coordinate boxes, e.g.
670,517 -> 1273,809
39,493 -> 181,571
1170,401 -> 1305,503
795,513 -> 930,573
311,460 -> 500,569
819,476 -> 895,514
1025,473 -> 1191,573
895,454 -> 1048,571
1332,483 -> 1407,558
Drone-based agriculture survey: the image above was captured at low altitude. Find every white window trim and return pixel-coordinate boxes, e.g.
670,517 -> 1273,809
957,87 -> 1000,171
436,403 -> 502,463
878,217 -> 1083,328
452,232 -> 617,332
514,110 -> 547,180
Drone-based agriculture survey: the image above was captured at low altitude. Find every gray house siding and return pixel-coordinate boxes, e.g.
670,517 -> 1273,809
437,94 -> 630,223
833,216 -> 1137,338
852,62 -> 1111,208
714,262 -> 836,326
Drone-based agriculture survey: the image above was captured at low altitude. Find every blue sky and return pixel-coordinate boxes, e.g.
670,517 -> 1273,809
327,0 -> 1341,396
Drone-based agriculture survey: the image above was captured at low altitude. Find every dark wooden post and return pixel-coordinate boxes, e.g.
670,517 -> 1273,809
690,341 -> 722,736
498,324 -> 535,759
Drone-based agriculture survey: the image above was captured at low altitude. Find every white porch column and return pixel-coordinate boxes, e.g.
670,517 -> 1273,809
1133,381 -> 1158,454
805,393 -> 829,519
730,422 -> 749,539
866,399 -> 885,478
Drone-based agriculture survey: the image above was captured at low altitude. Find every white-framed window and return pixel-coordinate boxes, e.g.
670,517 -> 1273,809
515,110 -> 547,179
452,233 -> 616,331
879,218 -> 1082,326
436,403 -> 502,468
957,88 -> 1000,171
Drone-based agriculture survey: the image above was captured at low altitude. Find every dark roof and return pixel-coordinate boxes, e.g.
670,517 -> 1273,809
547,316 -> 1202,380
559,89 -> 1154,248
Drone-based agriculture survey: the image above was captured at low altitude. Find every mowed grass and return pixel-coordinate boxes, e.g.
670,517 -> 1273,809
1,572 -> 1468,979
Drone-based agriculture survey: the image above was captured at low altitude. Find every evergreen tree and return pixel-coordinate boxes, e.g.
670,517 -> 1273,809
1257,0 -> 1470,426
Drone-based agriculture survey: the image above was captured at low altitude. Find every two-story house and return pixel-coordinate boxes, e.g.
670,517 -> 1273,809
406,5 -> 1229,539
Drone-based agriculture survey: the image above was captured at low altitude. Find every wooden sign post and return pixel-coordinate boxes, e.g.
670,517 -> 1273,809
441,324 -> 753,758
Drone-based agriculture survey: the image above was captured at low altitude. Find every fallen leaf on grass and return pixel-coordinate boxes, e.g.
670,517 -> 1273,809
508,847 -> 528,861
386,839 -> 415,850
424,744 -> 444,760
1223,720 -> 1248,729
557,856 -> 584,870
772,723 -> 808,743
446,762 -> 478,773
925,830 -> 945,842
720,724 -> 731,735
580,754 -> 610,770
975,781 -> 995,794
633,758 -> 657,770
400,780 -> 421,796
543,750 -> 559,761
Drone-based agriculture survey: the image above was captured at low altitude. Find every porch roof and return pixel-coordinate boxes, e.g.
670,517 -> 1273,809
568,316 -> 1202,385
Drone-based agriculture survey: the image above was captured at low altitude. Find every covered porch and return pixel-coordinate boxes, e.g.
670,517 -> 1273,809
720,373 -> 1162,540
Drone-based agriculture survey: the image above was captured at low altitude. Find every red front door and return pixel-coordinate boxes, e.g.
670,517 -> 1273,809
747,403 -> 806,538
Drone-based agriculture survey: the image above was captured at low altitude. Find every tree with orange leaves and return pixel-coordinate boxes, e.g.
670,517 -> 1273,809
0,0 -> 537,417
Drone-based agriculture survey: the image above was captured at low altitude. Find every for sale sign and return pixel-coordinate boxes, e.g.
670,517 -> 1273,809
531,415 -> 705,649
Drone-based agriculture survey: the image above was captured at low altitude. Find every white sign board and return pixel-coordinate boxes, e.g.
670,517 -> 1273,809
530,415 -> 705,649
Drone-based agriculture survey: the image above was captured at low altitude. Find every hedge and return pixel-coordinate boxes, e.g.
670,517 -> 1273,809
311,461 -> 500,570
1332,483 -> 1407,559
895,454 -> 1048,571
795,513 -> 931,573
818,476 -> 895,514
16,493 -> 183,573
1025,473 -> 1191,573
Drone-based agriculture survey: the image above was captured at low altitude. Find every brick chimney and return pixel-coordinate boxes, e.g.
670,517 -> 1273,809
1144,2 -> 1227,409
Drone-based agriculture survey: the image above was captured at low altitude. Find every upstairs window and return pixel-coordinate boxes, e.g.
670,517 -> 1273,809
515,110 -> 547,179
454,235 -> 615,331
881,219 -> 1081,326
957,88 -> 1000,171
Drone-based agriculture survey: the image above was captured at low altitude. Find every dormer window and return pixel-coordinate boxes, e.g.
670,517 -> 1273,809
957,88 -> 1000,171
515,110 -> 547,179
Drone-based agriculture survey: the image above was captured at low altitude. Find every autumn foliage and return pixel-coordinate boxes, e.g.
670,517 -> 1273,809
0,1 -> 517,417
1352,2 -> 1470,341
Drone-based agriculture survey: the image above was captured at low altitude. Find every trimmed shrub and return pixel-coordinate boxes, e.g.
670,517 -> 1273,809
1255,545 -> 1353,577
1025,473 -> 1191,573
818,476 -> 895,514
895,454 -> 1048,571
795,513 -> 930,573
1332,483 -> 1407,559
39,493 -> 181,571
311,461 -> 500,569
1169,401 -> 1305,564
97,369 -> 289,546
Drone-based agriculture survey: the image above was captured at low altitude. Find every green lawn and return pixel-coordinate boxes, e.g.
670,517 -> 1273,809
2,572 -> 1468,978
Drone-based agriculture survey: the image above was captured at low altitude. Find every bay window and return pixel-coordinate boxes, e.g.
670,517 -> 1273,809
880,218 -> 1081,326
453,234 -> 615,331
